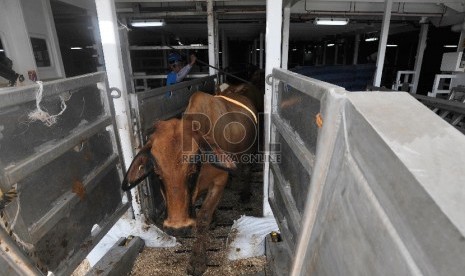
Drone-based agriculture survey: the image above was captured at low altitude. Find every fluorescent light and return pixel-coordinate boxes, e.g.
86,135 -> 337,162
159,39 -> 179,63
70,47 -> 82,50
365,37 -> 378,42
292,48 -> 297,51
190,44 -> 203,47
0,49 -> 4,52
387,44 -> 398,47
256,48 -> 261,51
131,20 -> 165,27
327,43 -> 335,47
444,45 -> 457,48
314,17 -> 349,26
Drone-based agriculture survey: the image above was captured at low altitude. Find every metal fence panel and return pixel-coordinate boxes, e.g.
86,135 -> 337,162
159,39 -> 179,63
0,73 -> 128,275
268,69 -> 465,276
131,75 -> 216,223
268,68 -> 346,256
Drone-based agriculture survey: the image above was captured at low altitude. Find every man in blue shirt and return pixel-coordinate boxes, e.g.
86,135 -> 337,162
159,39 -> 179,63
166,52 -> 196,85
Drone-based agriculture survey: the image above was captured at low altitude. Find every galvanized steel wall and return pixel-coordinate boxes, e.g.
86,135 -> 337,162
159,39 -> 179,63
268,69 -> 465,276
0,73 -> 128,275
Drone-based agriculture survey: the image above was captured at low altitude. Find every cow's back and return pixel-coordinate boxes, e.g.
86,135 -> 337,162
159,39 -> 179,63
184,91 -> 257,155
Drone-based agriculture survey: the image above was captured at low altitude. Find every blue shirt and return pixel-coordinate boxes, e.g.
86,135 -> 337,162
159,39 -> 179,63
166,71 -> 177,85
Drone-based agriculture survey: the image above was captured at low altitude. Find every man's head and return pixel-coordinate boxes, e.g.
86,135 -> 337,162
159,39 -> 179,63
168,53 -> 184,72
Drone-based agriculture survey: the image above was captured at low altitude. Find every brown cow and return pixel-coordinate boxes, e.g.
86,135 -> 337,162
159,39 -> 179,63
122,84 -> 259,275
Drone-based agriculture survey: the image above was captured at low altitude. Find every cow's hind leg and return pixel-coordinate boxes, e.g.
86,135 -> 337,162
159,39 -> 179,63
187,170 -> 228,276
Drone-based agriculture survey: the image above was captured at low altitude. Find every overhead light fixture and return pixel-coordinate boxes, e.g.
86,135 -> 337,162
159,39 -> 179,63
70,47 -> 83,50
387,44 -> 398,47
131,19 -> 165,27
444,45 -> 457,48
365,37 -> 378,42
190,44 -> 203,47
0,49 -> 4,52
314,18 -> 349,26
327,43 -> 335,47
292,48 -> 297,51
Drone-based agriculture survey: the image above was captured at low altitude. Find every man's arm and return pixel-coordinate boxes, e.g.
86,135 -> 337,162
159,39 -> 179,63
176,54 -> 197,82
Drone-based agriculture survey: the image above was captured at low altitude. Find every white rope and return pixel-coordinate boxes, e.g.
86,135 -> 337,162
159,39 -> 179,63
9,186 -> 20,231
28,81 -> 69,127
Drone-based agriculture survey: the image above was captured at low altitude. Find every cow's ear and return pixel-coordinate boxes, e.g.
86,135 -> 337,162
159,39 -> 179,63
122,142 -> 155,191
193,131 -> 237,171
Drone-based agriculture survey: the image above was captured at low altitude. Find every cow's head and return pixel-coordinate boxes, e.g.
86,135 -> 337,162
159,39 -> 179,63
122,119 -> 235,236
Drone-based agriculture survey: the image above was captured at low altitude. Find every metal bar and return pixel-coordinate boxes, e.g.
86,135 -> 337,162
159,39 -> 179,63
413,95 -> 465,115
373,0 -> 393,87
132,74 -> 209,80
86,237 -> 145,276
272,68 -> 345,100
458,30 -> 465,52
270,162 -> 302,235
0,72 -> 105,109
136,75 -> 216,100
272,115 -> 315,175
0,227 -> 43,276
352,34 -> 360,65
282,3 -> 291,70
129,45 -> 209,50
222,29 -> 229,69
259,32 -> 264,70
52,203 -> 130,276
96,0 -> 134,170
28,155 -> 119,243
123,11 -> 207,17
207,0 -> 217,76
253,39 -> 258,66
412,22 -> 429,94
334,44 -> 339,64
264,0 -> 283,217
4,116 -> 112,188
322,44 -> 327,65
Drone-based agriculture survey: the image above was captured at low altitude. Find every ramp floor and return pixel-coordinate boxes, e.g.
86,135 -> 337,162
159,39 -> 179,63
130,164 -> 266,275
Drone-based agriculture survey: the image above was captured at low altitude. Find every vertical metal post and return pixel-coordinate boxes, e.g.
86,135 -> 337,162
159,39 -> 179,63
207,0 -> 217,76
373,0 -> 393,87
264,0 -> 283,217
353,34 -> 360,65
95,0 -> 139,216
322,44 -> 327,65
0,228 -> 42,276
458,29 -> 465,52
259,32 -> 264,69
334,44 -> 339,64
222,29 -> 229,69
215,17 -> 220,72
412,22 -> 429,94
282,3 -> 291,70
253,39 -> 258,66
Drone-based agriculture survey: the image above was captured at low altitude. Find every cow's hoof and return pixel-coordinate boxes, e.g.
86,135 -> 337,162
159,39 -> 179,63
187,257 -> 207,276
164,226 -> 193,237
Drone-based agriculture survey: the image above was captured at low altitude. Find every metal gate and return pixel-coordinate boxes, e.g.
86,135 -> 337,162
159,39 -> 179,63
267,68 -> 346,260
130,75 -> 217,222
268,69 -> 465,275
0,73 -> 128,275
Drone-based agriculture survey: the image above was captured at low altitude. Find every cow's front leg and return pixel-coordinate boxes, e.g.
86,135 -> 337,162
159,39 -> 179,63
187,170 -> 227,276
